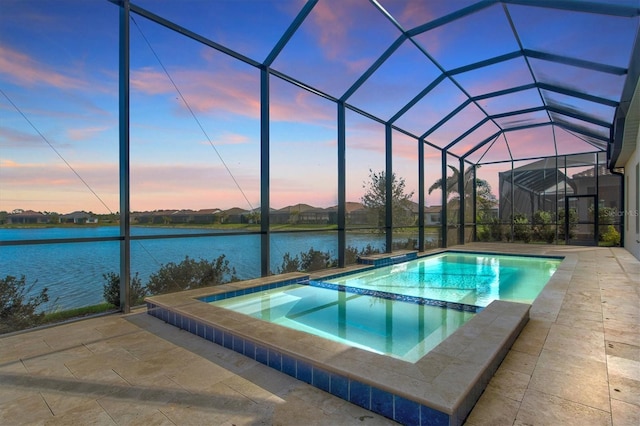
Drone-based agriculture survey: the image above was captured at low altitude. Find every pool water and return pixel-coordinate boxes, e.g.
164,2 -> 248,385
210,284 -> 475,362
207,251 -> 561,362
323,252 -> 561,307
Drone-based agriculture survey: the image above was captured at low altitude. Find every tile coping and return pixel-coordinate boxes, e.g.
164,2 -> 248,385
145,250 -> 543,425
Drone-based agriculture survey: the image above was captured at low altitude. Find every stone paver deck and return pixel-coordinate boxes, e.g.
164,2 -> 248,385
1,244 -> 638,425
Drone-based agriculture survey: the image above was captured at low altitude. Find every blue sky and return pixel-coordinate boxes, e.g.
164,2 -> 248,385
1,0 -> 636,214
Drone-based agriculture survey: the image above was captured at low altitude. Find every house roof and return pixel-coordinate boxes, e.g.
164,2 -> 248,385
61,211 -> 93,218
9,210 -> 45,217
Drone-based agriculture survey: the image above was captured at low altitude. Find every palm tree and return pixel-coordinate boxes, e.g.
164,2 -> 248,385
428,165 -> 496,207
428,165 -> 462,198
428,165 -> 497,225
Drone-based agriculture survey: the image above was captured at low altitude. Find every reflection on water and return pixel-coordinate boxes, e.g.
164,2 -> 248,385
325,253 -> 560,307
211,284 -> 474,362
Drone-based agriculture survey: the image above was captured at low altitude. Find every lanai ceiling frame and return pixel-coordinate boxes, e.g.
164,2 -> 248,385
365,0 -> 639,164
121,0 -> 638,165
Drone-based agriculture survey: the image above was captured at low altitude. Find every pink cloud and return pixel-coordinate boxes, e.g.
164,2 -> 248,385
304,0 -> 393,77
0,160 -> 119,213
130,66 -> 260,118
130,65 -> 336,126
0,126 -> 44,147
0,46 -> 87,90
1,159 -> 266,213
310,1 -> 351,61
67,126 -> 111,142
394,141 -> 419,162
269,173 -> 338,209
130,163 -> 261,210
0,159 -> 20,168
129,68 -> 172,95
270,88 -> 335,124
505,127 -> 556,160
212,132 -> 251,146
398,1 -> 437,30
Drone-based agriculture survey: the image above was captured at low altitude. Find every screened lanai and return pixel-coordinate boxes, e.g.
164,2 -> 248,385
1,0 -> 639,315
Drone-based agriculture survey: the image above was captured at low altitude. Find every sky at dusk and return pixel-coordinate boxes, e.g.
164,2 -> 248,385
1,0 -> 637,214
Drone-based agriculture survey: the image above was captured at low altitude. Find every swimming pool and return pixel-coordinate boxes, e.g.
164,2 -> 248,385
209,283 -> 476,362
206,251 -> 558,362
321,251 -> 561,307
146,249 -> 562,425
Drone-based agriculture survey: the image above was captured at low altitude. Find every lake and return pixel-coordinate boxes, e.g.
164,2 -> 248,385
0,227 -> 401,311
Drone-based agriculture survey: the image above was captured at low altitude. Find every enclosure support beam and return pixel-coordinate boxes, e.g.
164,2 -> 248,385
472,164 -> 477,242
260,67 -> 270,277
595,152 -> 600,242
553,156 -> 566,244
337,102 -> 346,267
118,0 -> 131,314
511,161 -> 515,241
441,150 -> 448,247
459,158 -> 465,244
418,139 -> 425,251
386,124 -> 393,252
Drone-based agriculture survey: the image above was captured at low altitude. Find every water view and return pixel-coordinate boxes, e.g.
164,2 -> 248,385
1,227 -> 390,311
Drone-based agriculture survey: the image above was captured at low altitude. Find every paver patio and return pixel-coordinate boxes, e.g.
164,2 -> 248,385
1,244 -> 638,425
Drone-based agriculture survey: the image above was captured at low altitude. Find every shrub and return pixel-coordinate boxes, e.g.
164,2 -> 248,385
345,244 -> 381,265
589,205 -> 617,226
300,248 -> 332,271
277,252 -> 301,274
345,246 -> 360,265
0,275 -> 49,334
146,255 -> 237,296
347,244 -> 380,264
279,245 -> 382,272
513,214 -> 531,243
477,220 -> 504,242
102,272 -> 147,307
601,225 -> 621,246
276,249 -> 331,273
558,208 -> 578,240
391,238 -> 417,250
532,210 -> 556,243
476,224 -> 490,242
488,218 -> 504,241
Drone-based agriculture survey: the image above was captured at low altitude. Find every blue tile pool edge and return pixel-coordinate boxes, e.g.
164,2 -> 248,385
306,280 -> 482,313
146,301 -> 450,426
358,251 -> 419,267
198,275 -> 309,303
440,249 -> 565,261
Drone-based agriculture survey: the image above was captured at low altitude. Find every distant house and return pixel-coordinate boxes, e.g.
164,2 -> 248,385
192,208 -> 220,224
132,210 -> 177,224
169,210 -> 197,224
298,206 -> 331,224
346,203 -> 370,226
222,207 -> 250,224
572,165 -> 620,211
60,211 -> 97,224
7,210 -> 49,224
425,206 -> 441,226
498,159 -> 622,223
270,204 -> 328,225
